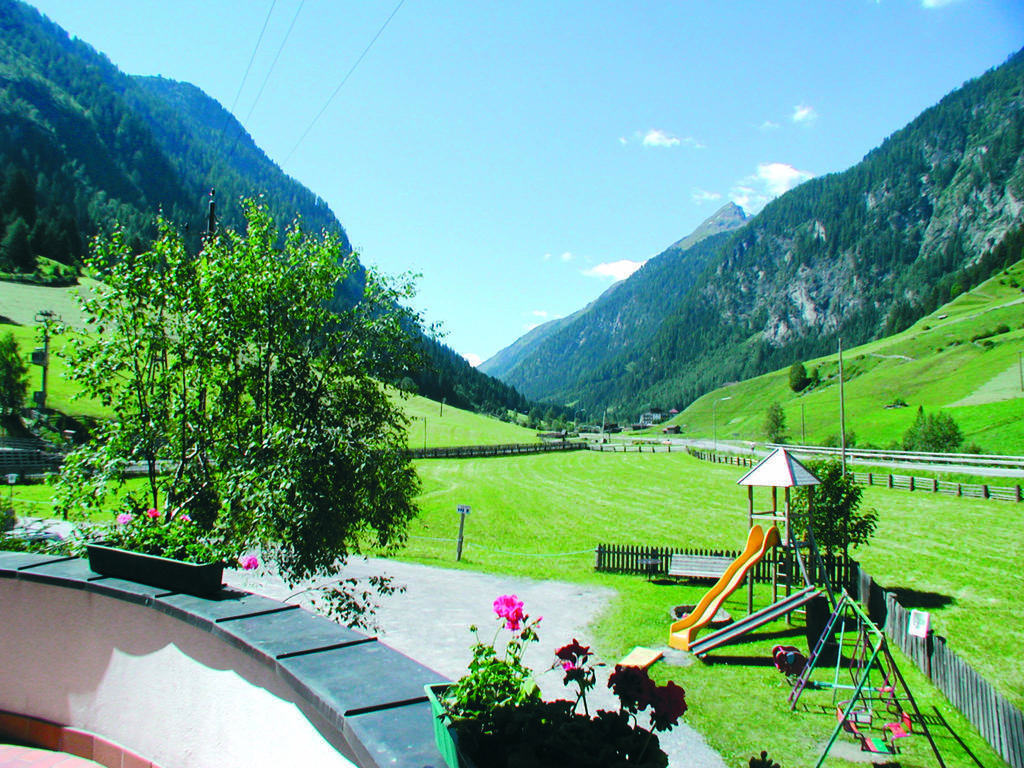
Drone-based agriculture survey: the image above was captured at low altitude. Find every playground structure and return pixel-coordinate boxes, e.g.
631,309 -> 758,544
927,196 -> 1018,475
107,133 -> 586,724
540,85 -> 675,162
738,447 -> 834,612
668,524 -> 780,650
788,590 -> 946,767
669,448 -> 833,656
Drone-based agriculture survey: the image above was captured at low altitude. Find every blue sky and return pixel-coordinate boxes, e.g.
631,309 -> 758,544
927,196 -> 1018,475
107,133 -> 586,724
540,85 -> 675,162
26,0 -> 1024,365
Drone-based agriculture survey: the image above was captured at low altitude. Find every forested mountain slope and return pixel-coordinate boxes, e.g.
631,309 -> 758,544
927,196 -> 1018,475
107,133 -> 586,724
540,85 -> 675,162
488,49 -> 1024,418
480,203 -> 748,398
0,0 -> 528,417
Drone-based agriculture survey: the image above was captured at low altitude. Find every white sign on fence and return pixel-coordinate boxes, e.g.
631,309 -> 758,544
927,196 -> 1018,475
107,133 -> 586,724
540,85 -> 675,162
907,609 -> 931,638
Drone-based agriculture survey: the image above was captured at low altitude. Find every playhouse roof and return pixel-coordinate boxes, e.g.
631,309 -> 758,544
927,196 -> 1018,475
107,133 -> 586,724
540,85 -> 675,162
736,447 -> 820,487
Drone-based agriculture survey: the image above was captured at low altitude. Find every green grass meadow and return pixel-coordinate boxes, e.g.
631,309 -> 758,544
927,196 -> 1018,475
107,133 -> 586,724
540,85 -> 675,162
401,449 -> 1019,767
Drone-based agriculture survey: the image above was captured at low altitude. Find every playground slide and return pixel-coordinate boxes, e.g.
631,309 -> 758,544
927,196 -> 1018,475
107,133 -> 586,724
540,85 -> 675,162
689,586 -> 819,657
669,524 -> 781,651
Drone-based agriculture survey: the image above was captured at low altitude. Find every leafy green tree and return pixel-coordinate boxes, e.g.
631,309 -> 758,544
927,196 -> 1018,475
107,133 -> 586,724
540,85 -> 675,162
788,362 -> 810,392
901,406 -> 964,452
793,459 -> 878,561
763,402 -> 788,443
0,333 -> 29,413
56,201 -> 423,624
2,218 -> 36,272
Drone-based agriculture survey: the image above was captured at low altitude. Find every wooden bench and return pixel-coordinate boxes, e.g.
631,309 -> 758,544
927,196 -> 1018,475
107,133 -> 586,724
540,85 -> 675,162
668,554 -> 734,580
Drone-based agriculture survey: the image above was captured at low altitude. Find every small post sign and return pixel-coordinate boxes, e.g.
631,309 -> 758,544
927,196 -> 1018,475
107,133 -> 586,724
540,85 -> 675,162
907,609 -> 931,639
456,504 -> 471,561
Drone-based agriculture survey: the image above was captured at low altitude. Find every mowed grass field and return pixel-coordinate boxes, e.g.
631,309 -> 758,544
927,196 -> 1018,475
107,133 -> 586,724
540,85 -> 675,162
400,448 -> 1020,767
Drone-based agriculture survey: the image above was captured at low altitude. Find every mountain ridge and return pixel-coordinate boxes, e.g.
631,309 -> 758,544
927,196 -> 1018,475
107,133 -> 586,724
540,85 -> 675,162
485,48 -> 1024,417
479,201 -> 748,383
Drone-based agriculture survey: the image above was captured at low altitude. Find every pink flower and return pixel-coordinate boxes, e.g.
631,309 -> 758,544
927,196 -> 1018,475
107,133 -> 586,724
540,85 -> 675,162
146,508 -> 159,519
179,513 -> 191,522
115,513 -> 133,526
240,555 -> 259,571
493,594 -> 526,631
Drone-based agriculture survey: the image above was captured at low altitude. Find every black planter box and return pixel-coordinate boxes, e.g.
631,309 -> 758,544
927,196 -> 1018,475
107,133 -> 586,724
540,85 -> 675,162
87,543 -> 224,596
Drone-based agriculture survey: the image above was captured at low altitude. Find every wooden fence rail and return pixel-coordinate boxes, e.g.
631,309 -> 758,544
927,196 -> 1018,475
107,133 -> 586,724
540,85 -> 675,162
852,471 -> 1022,503
856,567 -> 1024,768
594,543 -> 855,588
689,451 -> 1023,504
410,441 -> 588,459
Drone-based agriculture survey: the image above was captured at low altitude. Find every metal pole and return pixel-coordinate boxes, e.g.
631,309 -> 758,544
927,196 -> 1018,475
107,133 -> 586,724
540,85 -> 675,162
456,513 -> 466,561
839,338 -> 847,476
713,400 -> 717,453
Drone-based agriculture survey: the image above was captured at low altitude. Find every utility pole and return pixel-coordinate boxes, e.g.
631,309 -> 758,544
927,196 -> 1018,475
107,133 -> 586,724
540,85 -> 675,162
206,188 -> 216,237
32,310 -> 59,410
838,337 -> 847,476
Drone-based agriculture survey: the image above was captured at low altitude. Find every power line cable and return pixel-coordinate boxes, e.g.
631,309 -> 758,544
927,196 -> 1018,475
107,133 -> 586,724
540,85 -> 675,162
228,0 -> 280,118
282,0 -> 407,165
209,0 -> 279,169
224,0 -> 306,164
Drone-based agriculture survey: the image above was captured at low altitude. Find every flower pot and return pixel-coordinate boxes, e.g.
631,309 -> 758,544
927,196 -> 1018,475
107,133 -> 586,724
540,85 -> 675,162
87,543 -> 224,596
424,684 -> 477,768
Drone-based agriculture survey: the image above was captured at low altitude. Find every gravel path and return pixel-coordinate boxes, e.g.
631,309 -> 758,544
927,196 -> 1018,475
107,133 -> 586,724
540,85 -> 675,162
227,558 -> 727,768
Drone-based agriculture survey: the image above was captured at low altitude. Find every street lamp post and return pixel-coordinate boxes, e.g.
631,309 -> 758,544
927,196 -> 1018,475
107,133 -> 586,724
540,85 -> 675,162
713,396 -> 732,453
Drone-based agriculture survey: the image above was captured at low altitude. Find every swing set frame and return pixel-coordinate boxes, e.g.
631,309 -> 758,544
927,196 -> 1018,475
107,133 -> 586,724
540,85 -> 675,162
788,590 -> 945,767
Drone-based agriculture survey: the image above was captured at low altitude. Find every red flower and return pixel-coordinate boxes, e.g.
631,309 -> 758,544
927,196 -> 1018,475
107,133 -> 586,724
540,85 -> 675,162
608,665 -> 656,713
555,638 -> 590,667
649,680 -> 687,731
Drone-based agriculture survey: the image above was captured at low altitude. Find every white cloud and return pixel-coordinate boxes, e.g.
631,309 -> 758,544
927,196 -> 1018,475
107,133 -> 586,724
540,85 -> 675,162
792,103 -> 818,124
729,162 -> 814,213
758,119 -> 780,131
620,130 -> 705,149
921,0 -> 961,7
543,251 -> 574,263
692,188 -> 723,204
641,129 -> 681,148
583,259 -> 646,281
531,309 -> 549,319
463,352 -> 482,367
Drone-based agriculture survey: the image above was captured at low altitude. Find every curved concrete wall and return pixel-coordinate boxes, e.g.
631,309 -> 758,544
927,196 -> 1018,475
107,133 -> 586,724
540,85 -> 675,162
0,552 -> 445,768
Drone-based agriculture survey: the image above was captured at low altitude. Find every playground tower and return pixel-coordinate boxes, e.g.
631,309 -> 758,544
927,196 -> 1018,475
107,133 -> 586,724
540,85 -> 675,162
737,448 -> 834,613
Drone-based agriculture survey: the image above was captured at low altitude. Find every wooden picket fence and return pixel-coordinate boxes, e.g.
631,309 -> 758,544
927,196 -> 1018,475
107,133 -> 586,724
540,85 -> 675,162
855,567 -> 1024,768
593,543 -> 856,588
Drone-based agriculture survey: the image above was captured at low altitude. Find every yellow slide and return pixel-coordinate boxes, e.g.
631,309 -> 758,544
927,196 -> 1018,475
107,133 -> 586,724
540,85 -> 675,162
669,524 -> 781,651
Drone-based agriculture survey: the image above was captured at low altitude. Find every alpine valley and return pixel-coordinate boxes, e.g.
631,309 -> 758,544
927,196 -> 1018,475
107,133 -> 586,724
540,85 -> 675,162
481,49 -> 1024,418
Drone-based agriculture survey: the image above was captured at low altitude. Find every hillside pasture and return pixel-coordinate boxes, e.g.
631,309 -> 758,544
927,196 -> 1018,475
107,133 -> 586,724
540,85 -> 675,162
670,262 -> 1024,453
398,393 -> 540,448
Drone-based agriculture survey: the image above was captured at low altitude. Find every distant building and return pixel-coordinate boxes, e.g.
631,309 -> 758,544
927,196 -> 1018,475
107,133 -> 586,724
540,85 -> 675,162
638,410 -> 665,428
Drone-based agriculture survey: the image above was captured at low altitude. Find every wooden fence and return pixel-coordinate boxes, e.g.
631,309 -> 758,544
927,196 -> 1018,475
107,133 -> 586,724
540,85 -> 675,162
853,471 -> 1022,503
688,449 -> 758,468
689,450 -> 1023,504
410,441 -> 588,459
855,567 -> 1024,768
594,543 -> 856,589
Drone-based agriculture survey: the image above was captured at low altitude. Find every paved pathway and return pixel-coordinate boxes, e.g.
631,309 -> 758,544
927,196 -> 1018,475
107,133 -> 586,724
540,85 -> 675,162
227,558 -> 727,768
